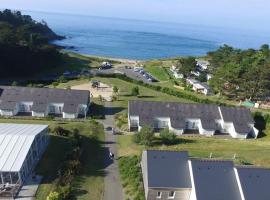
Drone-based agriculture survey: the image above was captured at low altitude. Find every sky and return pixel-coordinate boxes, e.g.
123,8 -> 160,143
1,0 -> 270,31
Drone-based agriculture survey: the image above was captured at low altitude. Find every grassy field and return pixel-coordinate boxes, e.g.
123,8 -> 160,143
94,77 -> 193,108
117,129 -> 270,167
144,61 -> 170,81
0,118 -> 105,200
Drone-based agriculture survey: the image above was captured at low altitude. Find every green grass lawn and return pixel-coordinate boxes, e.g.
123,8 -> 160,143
117,128 -> 270,167
0,118 -> 105,200
94,77 -> 193,109
144,61 -> 170,81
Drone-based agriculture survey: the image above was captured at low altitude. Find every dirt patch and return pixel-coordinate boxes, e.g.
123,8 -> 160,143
71,82 -> 113,100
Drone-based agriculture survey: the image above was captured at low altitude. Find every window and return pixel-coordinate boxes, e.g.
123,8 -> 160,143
185,121 -> 189,128
160,121 -> 169,128
130,120 -> 138,127
157,191 -> 162,199
168,191 -> 175,199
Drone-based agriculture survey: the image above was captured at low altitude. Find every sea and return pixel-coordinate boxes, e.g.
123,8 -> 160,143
24,10 -> 270,60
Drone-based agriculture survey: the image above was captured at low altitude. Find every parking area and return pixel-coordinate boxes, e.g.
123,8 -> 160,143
96,66 -> 158,84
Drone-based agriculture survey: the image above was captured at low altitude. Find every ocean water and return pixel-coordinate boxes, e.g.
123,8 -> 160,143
25,11 -> 270,60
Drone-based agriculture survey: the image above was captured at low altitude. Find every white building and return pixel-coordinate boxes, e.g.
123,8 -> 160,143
170,66 -> 184,79
0,86 -> 90,119
128,101 -> 259,139
192,82 -> 211,96
0,124 -> 49,197
186,78 -> 211,96
142,150 -> 270,200
196,60 -> 210,71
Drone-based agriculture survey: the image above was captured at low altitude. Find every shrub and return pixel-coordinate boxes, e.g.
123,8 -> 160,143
46,192 -> 60,200
58,185 -> 72,200
160,128 -> 178,145
113,85 -> 119,93
132,133 -> 141,144
52,81 -> 59,88
134,126 -> 154,146
131,86 -> 140,96
119,156 -> 145,200
53,126 -> 70,137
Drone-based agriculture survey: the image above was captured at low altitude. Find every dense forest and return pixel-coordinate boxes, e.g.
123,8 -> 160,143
208,44 -> 270,100
0,9 -> 63,77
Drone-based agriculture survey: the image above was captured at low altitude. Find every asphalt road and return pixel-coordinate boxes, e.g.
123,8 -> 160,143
100,102 -> 124,200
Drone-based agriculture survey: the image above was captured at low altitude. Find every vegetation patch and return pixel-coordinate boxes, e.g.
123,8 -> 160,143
144,61 -> 170,81
119,156 -> 145,200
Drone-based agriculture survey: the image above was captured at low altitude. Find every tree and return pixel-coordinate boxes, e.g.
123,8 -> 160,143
133,126 -> 155,146
0,9 -> 62,78
131,86 -> 139,96
113,86 -> 119,94
176,57 -> 197,77
160,128 -> 177,145
197,72 -> 207,82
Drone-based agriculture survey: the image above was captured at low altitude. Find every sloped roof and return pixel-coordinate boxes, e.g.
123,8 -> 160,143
129,101 -> 221,130
0,86 -> 90,113
0,123 -> 48,172
236,167 -> 270,200
129,101 -> 254,134
143,150 -> 191,188
220,106 -> 254,133
190,159 -> 242,200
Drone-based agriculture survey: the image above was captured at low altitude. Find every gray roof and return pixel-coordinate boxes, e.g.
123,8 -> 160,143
145,150 -> 191,189
236,167 -> 270,200
220,106 -> 254,133
190,159 -> 242,200
129,101 -> 221,130
0,86 -> 90,113
129,101 -> 254,133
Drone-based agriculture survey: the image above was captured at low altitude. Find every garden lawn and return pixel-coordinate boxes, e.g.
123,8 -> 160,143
117,127 -> 270,167
0,118 -> 105,200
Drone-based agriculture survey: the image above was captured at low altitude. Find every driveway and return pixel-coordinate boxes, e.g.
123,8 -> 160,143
99,102 -> 124,200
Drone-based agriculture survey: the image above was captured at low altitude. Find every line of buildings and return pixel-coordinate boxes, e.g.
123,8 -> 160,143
141,150 -> 270,200
128,101 -> 259,139
0,86 -> 90,119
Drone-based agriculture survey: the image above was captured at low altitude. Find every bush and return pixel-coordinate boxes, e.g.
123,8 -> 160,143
46,192 -> 61,200
52,81 -> 59,88
133,126 -> 154,146
119,156 -> 145,200
131,86 -> 140,96
58,185 -> 72,200
132,133 -> 141,144
160,128 -> 178,145
53,126 -> 70,137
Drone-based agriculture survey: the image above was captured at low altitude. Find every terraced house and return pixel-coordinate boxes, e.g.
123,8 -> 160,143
141,150 -> 270,200
128,101 -> 258,139
0,86 -> 90,119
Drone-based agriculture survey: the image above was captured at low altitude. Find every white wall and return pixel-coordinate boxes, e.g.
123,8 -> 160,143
63,112 -> 76,119
188,161 -> 197,200
1,109 -> 15,116
32,111 -> 45,118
